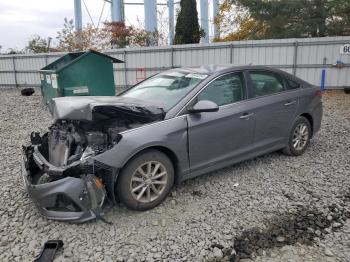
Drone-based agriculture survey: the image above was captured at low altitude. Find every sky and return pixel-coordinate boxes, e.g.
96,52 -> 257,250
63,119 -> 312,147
0,0 -> 216,52
0,0 -> 144,51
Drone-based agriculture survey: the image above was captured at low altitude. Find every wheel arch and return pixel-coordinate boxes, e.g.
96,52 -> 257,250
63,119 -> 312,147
120,145 -> 181,184
300,113 -> 314,137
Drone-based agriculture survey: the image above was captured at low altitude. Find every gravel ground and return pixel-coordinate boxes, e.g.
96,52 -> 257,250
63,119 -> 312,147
0,88 -> 349,262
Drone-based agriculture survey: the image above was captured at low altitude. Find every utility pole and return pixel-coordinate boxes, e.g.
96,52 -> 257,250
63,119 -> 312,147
47,37 -> 52,51
144,0 -> 157,32
200,0 -> 209,43
213,0 -> 220,39
74,0 -> 82,31
168,0 -> 174,45
111,0 -> 124,22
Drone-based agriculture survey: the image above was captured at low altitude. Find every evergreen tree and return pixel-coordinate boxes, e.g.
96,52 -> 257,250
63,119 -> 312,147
174,0 -> 201,44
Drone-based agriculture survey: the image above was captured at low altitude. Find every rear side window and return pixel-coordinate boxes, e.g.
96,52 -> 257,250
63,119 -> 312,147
249,71 -> 284,97
197,72 -> 245,106
285,79 -> 300,90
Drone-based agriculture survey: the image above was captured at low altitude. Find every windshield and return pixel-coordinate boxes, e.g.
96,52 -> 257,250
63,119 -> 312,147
120,71 -> 208,110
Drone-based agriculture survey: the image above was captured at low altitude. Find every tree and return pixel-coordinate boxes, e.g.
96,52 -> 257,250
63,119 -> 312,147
324,0 -> 350,36
213,2 -> 267,42
5,48 -> 24,55
103,21 -> 133,48
26,35 -> 50,53
104,21 -> 162,48
174,0 -> 202,44
56,18 -> 109,51
130,30 -> 160,47
135,7 -> 168,46
215,0 -> 350,41
214,15 -> 267,42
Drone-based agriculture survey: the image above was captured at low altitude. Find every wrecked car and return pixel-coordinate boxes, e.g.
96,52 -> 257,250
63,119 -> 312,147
22,65 -> 322,222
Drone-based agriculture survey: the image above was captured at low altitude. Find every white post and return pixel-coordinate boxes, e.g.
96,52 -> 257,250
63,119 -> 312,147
111,0 -> 124,22
144,0 -> 158,32
74,0 -> 82,31
200,0 -> 209,43
168,0 -> 174,45
212,0 -> 220,39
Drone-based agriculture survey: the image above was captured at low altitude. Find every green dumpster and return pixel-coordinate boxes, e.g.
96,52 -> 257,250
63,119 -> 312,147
39,50 -> 123,103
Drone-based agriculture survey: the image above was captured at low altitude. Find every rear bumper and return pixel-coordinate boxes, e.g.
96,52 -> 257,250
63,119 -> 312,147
312,102 -> 323,135
22,146 -> 106,223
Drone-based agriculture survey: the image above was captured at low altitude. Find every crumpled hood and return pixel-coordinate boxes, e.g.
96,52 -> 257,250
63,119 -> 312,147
48,96 -> 165,122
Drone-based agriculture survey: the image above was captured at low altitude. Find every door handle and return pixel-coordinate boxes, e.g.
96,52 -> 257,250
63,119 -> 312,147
240,113 -> 254,119
284,101 -> 296,106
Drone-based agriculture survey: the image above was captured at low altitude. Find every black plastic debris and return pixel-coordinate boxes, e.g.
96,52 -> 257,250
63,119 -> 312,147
21,88 -> 35,96
34,240 -> 64,262
30,132 -> 43,145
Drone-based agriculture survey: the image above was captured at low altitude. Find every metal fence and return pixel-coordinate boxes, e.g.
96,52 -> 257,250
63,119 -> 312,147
1,36 -> 350,93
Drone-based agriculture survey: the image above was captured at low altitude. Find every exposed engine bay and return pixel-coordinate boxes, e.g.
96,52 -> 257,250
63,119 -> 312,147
22,96 -> 165,222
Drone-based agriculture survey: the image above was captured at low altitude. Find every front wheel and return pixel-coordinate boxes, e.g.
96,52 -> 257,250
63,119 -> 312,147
283,116 -> 311,156
116,150 -> 174,211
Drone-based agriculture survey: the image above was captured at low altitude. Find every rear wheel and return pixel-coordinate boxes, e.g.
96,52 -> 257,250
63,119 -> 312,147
283,116 -> 311,156
116,150 -> 174,211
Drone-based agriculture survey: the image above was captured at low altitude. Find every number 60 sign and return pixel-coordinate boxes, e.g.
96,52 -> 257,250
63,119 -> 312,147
340,44 -> 350,54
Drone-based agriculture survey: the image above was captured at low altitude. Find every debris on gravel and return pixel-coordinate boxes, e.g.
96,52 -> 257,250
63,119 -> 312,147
20,87 -> 35,96
0,89 -> 349,261
230,189 -> 350,261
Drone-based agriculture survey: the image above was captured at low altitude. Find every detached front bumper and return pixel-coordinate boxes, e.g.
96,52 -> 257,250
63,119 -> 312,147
22,146 -> 106,223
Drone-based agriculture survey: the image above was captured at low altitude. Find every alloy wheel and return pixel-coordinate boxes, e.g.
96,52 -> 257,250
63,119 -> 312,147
292,123 -> 309,151
130,161 -> 168,203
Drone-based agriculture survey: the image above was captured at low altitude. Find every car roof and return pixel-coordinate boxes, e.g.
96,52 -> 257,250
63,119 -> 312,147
179,64 -> 289,76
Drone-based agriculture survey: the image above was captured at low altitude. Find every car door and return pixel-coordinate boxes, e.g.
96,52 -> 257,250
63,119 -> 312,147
246,70 -> 299,149
186,72 -> 255,174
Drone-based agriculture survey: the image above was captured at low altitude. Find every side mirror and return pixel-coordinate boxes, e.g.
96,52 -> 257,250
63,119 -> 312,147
188,100 -> 219,113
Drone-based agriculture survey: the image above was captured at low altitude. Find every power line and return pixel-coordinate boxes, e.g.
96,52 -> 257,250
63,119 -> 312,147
97,1 -> 106,28
82,0 -> 96,28
105,8 -> 111,22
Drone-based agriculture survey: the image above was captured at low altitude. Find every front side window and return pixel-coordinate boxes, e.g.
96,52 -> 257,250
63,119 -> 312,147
121,70 -> 208,110
197,72 -> 245,106
250,71 -> 284,97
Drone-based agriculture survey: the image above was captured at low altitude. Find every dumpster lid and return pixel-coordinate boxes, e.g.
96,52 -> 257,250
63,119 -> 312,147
88,49 -> 124,63
39,50 -> 123,73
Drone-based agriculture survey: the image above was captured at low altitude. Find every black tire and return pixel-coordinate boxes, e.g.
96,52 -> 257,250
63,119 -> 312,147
283,116 -> 312,156
344,88 -> 350,94
116,149 -> 174,211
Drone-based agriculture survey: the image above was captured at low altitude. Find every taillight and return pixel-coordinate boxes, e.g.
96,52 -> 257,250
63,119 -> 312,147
315,90 -> 322,97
